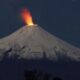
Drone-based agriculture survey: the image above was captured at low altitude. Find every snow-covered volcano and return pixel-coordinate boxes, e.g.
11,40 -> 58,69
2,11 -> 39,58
0,24 -> 80,61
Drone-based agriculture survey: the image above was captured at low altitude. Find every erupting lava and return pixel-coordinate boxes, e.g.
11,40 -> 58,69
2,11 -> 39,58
21,8 -> 34,26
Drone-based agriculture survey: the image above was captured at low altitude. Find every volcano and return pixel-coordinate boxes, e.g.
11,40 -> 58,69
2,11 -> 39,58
0,25 -> 80,80
0,24 -> 80,61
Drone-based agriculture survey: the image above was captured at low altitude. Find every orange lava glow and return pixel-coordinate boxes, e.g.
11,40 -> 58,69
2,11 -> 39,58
21,8 -> 34,26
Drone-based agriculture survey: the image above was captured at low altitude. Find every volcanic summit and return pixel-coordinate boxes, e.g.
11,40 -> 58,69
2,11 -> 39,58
0,8 -> 80,61
0,8 -> 80,80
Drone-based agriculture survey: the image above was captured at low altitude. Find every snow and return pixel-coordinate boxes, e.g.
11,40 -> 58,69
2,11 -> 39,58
0,24 -> 80,61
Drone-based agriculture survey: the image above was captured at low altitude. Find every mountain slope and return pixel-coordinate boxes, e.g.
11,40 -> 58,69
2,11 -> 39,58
0,24 -> 80,61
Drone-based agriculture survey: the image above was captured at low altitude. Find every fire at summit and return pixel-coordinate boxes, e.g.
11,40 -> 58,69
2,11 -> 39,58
21,8 -> 34,26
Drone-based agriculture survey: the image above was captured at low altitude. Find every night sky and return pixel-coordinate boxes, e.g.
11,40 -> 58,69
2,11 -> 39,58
0,0 -> 80,48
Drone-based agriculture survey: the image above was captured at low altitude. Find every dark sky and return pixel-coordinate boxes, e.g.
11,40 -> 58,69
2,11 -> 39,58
0,0 -> 80,48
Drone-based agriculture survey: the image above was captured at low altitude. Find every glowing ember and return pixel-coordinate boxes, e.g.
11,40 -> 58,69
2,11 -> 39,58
21,8 -> 34,26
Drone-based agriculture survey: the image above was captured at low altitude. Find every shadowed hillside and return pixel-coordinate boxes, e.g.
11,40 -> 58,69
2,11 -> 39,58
0,51 -> 80,80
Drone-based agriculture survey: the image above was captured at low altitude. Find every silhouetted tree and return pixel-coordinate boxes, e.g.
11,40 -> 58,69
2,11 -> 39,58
53,77 -> 62,80
43,73 -> 51,80
24,70 -> 36,80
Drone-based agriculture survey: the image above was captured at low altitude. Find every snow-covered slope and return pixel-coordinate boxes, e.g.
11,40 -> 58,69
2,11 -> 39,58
0,24 -> 80,61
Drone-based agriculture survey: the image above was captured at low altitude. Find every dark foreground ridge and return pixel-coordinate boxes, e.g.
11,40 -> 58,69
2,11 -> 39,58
0,51 -> 80,80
